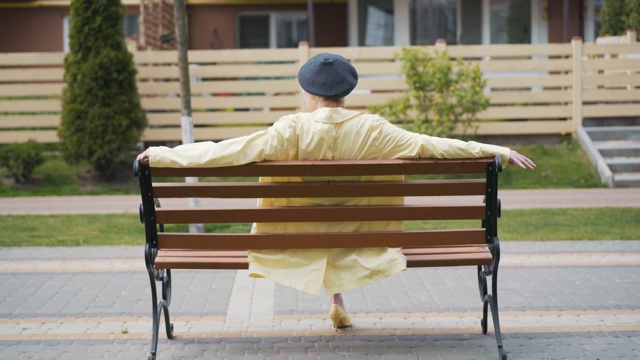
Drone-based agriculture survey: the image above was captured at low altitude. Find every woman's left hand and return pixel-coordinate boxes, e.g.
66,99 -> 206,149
508,150 -> 536,169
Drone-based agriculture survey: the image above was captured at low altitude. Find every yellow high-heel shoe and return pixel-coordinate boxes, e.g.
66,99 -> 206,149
329,304 -> 352,329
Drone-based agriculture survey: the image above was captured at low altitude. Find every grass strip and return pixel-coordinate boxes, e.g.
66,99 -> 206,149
0,141 -> 603,197
406,207 -> 640,241
1,208 -> 638,247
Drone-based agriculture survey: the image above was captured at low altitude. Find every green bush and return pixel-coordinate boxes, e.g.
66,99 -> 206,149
626,0 -> 640,40
59,0 -> 146,177
368,47 -> 489,138
0,140 -> 45,183
600,0 -> 626,37
600,0 -> 640,39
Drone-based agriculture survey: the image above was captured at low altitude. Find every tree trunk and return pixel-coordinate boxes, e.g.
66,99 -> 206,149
173,0 -> 204,233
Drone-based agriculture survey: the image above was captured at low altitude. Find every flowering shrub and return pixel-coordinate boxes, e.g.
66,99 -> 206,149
368,47 -> 489,138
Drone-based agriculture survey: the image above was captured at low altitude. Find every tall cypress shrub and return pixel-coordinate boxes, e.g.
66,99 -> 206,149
59,0 -> 146,176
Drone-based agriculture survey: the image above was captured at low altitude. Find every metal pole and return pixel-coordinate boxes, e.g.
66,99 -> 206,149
563,0 -> 569,42
307,0 -> 315,47
174,0 -> 191,120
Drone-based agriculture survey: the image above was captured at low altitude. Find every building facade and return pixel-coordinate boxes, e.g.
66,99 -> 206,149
0,0 -> 606,52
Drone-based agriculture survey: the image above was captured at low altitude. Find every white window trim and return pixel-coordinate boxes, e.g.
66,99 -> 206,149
482,0 -> 490,44
63,16 -> 70,53
394,0 -> 410,46
531,0 -> 548,44
584,0 -> 595,43
348,0 -> 358,46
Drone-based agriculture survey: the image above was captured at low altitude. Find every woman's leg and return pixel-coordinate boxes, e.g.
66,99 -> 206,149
331,293 -> 344,309
329,292 -> 351,328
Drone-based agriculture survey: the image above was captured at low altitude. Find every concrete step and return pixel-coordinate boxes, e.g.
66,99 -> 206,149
613,172 -> 640,188
606,158 -> 640,173
577,125 -> 640,187
585,126 -> 640,141
596,142 -> 640,157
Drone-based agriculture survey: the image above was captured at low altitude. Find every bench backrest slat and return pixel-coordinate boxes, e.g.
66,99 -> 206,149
155,205 -> 486,224
149,158 -> 494,178
405,253 -> 493,267
152,179 -> 487,198
156,229 -> 487,250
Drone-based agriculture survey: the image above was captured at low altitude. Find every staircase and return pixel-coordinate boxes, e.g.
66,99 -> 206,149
577,125 -> 640,187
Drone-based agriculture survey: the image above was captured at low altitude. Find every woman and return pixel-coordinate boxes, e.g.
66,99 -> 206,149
137,53 -> 535,329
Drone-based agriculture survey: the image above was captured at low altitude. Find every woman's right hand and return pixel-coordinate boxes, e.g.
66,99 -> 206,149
136,148 -> 151,166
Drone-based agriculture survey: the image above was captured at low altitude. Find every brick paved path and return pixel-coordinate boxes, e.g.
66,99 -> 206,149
1,241 -> 639,359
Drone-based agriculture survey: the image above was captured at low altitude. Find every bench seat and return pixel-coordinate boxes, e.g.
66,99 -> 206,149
154,245 -> 493,270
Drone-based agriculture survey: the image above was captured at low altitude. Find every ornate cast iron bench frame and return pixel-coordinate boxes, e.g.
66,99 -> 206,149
134,156 -> 507,360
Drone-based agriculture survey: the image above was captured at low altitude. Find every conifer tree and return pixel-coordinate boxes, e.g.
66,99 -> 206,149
59,0 -> 146,176
625,0 -> 640,40
599,0 -> 627,37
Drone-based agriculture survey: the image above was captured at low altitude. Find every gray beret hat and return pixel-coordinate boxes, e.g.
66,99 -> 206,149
298,53 -> 358,98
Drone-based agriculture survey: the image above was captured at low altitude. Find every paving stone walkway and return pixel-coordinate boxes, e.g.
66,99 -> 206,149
1,189 -> 639,359
1,241 -> 639,360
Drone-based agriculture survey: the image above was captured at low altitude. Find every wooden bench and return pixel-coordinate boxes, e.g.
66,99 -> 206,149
134,156 -> 507,360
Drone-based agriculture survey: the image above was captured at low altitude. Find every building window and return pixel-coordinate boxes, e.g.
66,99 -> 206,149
123,14 -> 140,39
411,0 -> 457,45
238,12 -> 308,49
358,0 -> 394,46
238,14 -> 270,48
410,0 -> 482,45
490,0 -> 531,44
355,0 -> 533,46
459,0 -> 482,44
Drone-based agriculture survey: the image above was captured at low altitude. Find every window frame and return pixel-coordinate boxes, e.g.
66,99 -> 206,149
236,11 -> 308,49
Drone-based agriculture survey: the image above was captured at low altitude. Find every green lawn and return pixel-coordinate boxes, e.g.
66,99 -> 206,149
0,157 -> 139,197
1,137 -> 634,247
1,208 -> 638,247
411,140 -> 603,189
0,138 -> 602,197
498,141 -> 603,188
0,214 -> 142,247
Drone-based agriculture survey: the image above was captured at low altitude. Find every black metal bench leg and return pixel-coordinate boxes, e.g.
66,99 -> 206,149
146,246 -> 175,360
482,295 -> 490,334
486,267 -> 507,360
485,292 -> 506,360
478,264 -> 507,360
147,268 -> 160,360
147,269 -> 175,360
477,265 -> 489,334
162,269 -> 175,340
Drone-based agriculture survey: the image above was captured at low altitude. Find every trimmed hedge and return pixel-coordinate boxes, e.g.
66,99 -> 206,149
0,140 -> 45,183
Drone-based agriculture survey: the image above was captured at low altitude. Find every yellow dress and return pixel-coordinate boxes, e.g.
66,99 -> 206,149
149,108 -> 511,295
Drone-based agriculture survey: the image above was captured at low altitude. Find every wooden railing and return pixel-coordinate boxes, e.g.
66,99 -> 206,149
1,32 -> 638,144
